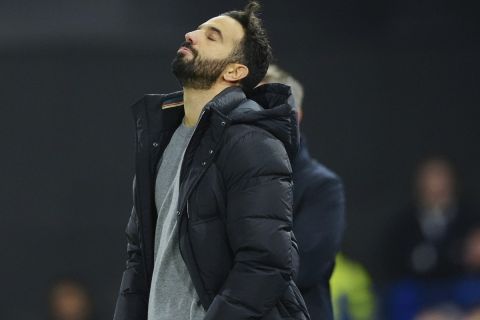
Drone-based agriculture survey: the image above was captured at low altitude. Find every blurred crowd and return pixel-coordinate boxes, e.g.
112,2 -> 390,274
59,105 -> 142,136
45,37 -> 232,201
330,156 -> 480,320
379,156 -> 480,320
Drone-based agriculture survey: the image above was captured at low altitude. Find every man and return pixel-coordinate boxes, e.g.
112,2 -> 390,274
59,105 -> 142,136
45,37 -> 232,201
113,2 -> 310,320
386,156 -> 476,280
262,65 -> 346,320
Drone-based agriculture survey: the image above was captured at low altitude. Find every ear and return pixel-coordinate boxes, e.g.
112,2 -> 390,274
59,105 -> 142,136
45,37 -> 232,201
223,63 -> 249,83
297,107 -> 303,125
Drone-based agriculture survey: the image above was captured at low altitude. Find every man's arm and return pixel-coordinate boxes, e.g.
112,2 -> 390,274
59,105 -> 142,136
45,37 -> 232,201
204,128 -> 296,320
113,176 -> 148,320
294,175 -> 346,290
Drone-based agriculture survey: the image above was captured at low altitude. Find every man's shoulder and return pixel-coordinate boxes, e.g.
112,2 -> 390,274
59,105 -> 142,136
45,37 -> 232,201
216,123 -> 291,173
224,122 -> 272,140
297,157 -> 341,187
311,159 -> 341,182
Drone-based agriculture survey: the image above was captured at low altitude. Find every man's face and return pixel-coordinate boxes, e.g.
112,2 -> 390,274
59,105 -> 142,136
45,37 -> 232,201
172,15 -> 245,89
416,160 -> 455,208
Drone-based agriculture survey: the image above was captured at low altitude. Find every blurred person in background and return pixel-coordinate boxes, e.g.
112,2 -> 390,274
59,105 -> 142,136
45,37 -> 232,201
464,307 -> 480,320
383,156 -> 480,320
48,278 -> 94,320
114,2 -> 310,320
463,228 -> 480,273
386,156 -> 477,280
414,305 -> 480,320
262,65 -> 346,320
413,305 -> 463,320
330,253 -> 376,320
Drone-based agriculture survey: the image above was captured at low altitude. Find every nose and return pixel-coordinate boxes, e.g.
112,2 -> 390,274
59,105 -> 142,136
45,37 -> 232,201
185,31 -> 196,45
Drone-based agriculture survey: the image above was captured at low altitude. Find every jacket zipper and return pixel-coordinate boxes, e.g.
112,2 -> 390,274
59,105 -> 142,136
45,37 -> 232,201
177,107 -> 208,218
177,107 -> 217,309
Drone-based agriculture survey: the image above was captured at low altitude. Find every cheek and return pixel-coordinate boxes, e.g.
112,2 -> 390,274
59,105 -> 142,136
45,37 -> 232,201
203,44 -> 233,60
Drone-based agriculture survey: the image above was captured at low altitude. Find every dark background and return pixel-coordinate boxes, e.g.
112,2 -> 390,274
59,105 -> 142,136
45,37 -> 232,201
1,0 -> 479,318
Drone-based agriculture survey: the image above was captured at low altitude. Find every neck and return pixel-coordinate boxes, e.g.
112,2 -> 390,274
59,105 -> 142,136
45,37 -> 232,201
182,83 -> 233,127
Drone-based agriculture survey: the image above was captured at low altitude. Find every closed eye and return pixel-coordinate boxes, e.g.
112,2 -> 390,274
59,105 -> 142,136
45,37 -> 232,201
198,24 -> 223,42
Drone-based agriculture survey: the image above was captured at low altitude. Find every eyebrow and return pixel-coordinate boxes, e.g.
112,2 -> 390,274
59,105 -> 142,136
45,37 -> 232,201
198,24 -> 224,41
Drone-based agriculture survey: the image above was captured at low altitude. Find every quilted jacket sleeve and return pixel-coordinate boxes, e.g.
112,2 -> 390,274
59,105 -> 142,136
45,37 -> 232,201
113,176 -> 148,320
204,128 -> 296,320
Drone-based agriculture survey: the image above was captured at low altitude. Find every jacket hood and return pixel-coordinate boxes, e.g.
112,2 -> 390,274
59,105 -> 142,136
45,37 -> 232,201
215,83 -> 299,162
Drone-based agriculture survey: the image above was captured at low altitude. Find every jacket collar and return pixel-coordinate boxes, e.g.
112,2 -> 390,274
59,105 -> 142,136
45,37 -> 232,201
131,86 -> 248,129
132,84 -> 297,161
148,86 -> 247,114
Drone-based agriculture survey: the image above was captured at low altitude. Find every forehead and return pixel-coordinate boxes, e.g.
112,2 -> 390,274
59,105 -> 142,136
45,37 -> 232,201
200,15 -> 245,43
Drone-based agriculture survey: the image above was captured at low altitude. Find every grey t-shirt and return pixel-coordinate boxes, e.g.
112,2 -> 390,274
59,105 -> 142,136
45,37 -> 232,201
147,119 -> 205,320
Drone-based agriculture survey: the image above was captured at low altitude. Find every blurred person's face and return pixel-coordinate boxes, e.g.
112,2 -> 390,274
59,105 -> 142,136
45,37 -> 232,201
416,159 -> 456,209
464,229 -> 480,271
463,308 -> 480,320
414,309 -> 463,320
50,282 -> 91,320
172,15 -> 247,89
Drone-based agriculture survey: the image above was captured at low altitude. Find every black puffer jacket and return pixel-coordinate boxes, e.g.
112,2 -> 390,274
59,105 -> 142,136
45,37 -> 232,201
113,84 -> 310,320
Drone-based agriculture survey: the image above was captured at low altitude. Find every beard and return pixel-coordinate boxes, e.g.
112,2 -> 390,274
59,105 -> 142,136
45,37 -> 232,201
171,42 -> 236,90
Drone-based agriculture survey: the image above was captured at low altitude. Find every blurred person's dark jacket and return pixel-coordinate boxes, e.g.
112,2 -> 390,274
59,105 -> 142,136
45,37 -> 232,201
292,135 -> 346,320
113,84 -> 311,320
385,202 -> 476,280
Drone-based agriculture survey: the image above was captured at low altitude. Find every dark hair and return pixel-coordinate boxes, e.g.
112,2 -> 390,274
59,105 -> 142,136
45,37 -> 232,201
222,1 -> 272,91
